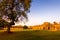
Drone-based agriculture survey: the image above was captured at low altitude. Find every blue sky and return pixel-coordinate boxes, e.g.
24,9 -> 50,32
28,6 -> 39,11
24,0 -> 60,26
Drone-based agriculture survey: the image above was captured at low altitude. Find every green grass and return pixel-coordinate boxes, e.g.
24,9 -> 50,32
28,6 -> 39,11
0,30 -> 60,40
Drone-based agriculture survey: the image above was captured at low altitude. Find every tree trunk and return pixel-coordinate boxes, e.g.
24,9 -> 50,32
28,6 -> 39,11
7,20 -> 15,33
7,23 -> 12,33
7,26 -> 11,33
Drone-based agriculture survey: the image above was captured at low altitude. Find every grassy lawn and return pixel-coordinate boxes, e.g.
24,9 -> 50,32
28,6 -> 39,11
0,30 -> 60,40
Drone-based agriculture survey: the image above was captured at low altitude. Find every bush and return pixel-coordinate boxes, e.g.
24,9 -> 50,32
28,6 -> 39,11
23,25 -> 28,29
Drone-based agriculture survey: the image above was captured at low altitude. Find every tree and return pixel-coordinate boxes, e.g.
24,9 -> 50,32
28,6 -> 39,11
23,25 -> 28,29
0,0 -> 31,33
53,21 -> 58,25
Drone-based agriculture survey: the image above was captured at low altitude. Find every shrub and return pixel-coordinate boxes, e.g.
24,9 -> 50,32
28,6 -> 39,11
23,25 -> 28,29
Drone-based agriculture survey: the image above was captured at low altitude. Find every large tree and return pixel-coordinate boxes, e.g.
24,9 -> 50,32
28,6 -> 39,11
0,0 -> 31,33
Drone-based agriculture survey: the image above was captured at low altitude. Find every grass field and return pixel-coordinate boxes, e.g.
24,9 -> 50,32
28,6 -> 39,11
0,30 -> 60,40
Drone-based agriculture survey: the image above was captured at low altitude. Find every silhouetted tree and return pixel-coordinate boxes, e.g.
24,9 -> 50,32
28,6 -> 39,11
53,21 -> 58,25
23,25 -> 28,29
0,0 -> 31,33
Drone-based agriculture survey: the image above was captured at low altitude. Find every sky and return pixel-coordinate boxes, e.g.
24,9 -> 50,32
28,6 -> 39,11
24,0 -> 60,26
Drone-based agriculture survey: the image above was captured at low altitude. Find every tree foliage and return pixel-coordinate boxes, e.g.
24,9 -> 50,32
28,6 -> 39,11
0,18 -> 9,28
23,25 -> 28,29
0,0 -> 31,25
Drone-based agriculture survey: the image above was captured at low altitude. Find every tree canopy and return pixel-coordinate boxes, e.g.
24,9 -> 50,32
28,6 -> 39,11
0,0 -> 31,25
